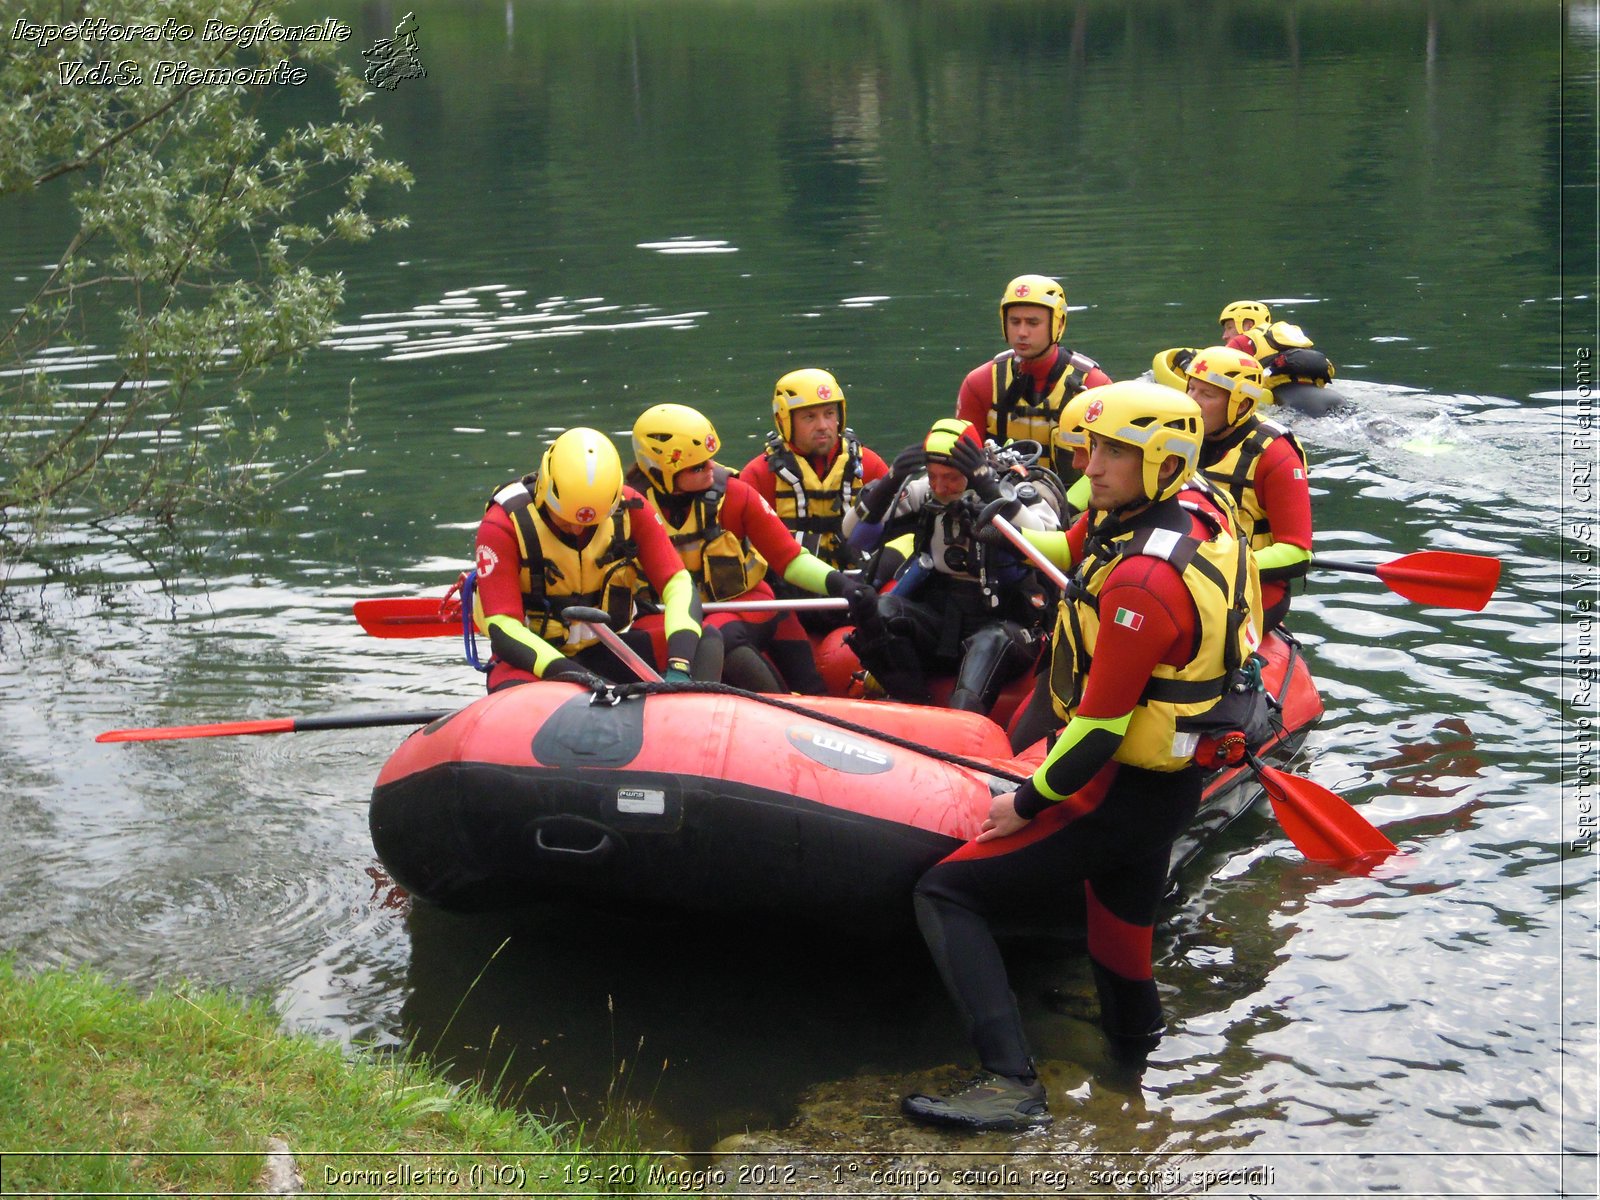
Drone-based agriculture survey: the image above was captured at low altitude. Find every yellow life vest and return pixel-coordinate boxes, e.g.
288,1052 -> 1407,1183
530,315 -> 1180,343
478,477 -> 641,652
1047,502 -> 1261,772
761,430 -> 864,568
1199,417 -> 1306,552
987,348 -> 1099,471
635,465 -> 767,602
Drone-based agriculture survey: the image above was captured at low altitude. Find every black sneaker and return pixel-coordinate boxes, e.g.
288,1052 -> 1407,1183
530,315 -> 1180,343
900,1072 -> 1052,1132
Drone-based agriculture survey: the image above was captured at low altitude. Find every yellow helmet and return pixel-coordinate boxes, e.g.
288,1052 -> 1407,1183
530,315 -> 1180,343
772,368 -> 846,444
631,402 -> 720,493
534,427 -> 624,526
1151,347 -> 1194,393
1186,344 -> 1272,427
922,417 -> 983,463
1219,300 -> 1271,334
1052,389 -> 1098,455
1078,380 -> 1204,503
999,274 -> 1067,343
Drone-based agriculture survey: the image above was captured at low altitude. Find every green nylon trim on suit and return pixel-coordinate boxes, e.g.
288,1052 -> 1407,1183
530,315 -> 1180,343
660,569 -> 702,636
1255,541 -> 1312,571
781,550 -> 834,595
484,613 -> 565,676
1065,474 -> 1091,513
1018,527 -> 1075,573
1031,711 -> 1133,801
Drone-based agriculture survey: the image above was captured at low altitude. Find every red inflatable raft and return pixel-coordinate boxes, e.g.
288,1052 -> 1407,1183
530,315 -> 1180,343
370,630 -> 1322,930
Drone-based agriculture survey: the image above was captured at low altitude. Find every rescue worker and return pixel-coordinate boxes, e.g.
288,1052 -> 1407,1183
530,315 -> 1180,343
471,427 -> 717,691
1218,299 -> 1272,342
630,403 -> 879,693
738,368 -> 889,630
956,274 -> 1112,476
1003,390 -> 1250,753
1157,303 -> 1335,406
1187,345 -> 1313,631
1242,319 -> 1337,396
901,381 -> 1262,1132
841,418 -> 1059,714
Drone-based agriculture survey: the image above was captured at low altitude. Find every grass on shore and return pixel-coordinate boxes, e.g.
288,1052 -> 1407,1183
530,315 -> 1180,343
0,956 -> 645,1195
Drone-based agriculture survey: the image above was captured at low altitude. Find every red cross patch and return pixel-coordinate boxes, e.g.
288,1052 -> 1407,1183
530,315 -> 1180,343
1014,283 -> 1031,297
475,544 -> 499,578
705,433 -> 718,453
1084,398 -> 1104,423
575,506 -> 597,524
816,384 -> 833,401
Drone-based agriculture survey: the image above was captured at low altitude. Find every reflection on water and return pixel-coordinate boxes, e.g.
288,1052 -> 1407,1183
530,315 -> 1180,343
324,286 -> 707,363
0,1 -> 1590,1191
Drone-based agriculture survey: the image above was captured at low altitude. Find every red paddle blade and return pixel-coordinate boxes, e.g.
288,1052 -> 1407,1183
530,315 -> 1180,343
1256,761 -> 1397,868
97,718 -> 297,743
353,597 -> 460,638
1375,551 -> 1500,612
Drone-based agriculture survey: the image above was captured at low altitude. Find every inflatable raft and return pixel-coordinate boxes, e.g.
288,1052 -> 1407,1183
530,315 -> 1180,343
370,630 -> 1322,930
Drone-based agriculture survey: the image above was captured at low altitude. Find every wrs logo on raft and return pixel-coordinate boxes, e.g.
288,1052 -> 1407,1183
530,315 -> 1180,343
785,727 -> 894,775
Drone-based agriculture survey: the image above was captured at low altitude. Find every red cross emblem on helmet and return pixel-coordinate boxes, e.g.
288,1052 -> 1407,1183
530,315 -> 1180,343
1192,357 -> 1210,374
816,384 -> 833,401
1014,284 -> 1031,298
1084,398 -> 1104,424
669,448 -> 682,463
575,505 -> 598,524
705,433 -> 718,453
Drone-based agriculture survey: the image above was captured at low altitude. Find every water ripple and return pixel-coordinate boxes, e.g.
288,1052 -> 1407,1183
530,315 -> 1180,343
323,285 -> 705,363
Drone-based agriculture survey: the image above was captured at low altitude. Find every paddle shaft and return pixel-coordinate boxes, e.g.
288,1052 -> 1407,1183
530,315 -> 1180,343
989,512 -> 1070,590
352,595 -> 849,639
1312,558 -> 1378,577
98,709 -> 454,743
563,606 -> 663,682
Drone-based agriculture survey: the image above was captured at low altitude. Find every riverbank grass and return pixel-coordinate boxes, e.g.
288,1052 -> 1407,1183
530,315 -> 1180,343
0,958 -> 631,1195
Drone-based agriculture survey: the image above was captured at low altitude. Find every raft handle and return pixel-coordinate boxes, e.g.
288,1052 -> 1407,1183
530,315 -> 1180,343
528,815 -> 620,863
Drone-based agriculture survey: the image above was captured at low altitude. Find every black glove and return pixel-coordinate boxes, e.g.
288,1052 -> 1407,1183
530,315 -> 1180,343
968,491 -> 1022,547
972,520 -> 1012,549
540,657 -> 607,690
946,438 -> 1002,503
887,443 -> 926,486
826,570 -> 880,625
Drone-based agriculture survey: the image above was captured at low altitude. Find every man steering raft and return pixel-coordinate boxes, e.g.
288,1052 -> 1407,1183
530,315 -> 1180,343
901,381 -> 1262,1132
470,427 -> 717,691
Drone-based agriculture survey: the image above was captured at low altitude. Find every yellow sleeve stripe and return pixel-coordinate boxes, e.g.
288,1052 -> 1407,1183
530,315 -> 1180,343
1032,712 -> 1132,801
660,569 -> 702,636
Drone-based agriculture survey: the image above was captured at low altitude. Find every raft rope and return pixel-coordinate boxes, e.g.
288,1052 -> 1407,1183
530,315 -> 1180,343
572,626 -> 1309,790
590,677 -> 1034,787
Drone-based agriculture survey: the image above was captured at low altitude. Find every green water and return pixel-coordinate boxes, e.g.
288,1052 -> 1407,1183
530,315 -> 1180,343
1,2 -> 1593,1191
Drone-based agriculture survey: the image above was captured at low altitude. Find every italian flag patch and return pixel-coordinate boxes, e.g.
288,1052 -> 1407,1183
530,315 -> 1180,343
1113,607 -> 1144,631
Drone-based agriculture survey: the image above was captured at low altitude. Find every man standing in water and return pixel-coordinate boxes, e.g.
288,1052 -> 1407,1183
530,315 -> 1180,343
901,382 -> 1259,1132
